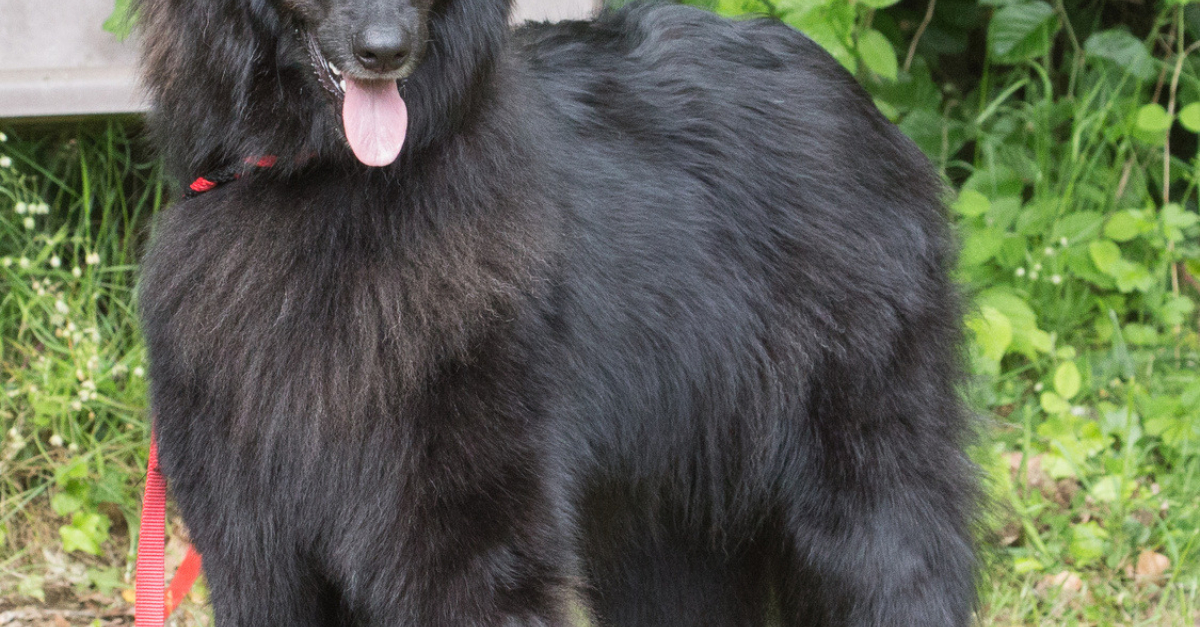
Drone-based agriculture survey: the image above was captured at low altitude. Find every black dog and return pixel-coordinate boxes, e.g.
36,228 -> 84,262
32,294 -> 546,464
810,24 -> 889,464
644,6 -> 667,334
136,0 -> 977,623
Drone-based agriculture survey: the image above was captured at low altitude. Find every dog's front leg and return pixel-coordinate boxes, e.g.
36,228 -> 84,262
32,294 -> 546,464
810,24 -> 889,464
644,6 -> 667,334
315,359 -> 582,627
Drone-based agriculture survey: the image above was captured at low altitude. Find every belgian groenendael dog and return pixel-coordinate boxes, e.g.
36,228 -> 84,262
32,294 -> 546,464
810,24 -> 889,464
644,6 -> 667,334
136,0 -> 977,623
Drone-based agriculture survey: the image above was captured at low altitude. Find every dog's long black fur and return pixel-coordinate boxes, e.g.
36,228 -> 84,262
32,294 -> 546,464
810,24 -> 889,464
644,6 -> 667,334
137,0 -> 977,623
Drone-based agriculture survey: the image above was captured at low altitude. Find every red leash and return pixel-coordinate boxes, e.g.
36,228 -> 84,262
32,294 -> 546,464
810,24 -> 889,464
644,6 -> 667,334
135,433 -> 203,626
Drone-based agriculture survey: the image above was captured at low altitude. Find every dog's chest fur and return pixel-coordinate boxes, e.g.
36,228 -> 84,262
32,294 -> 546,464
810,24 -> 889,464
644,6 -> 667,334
139,164 -> 555,445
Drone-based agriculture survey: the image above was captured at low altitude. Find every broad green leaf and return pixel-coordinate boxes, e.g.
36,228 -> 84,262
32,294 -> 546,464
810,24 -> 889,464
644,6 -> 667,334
1105,210 -> 1151,241
1091,476 -> 1121,502
1044,453 -> 1077,479
1113,260 -> 1154,293
1089,240 -> 1121,274
968,306 -> 1013,362
1158,294 -> 1196,327
61,512 -> 110,556
786,3 -> 856,70
977,288 -> 1048,356
1180,102 -> 1200,133
960,228 -> 1006,267
1069,522 -> 1109,565
54,457 -> 89,486
857,29 -> 898,80
1054,362 -> 1082,399
962,167 -> 1024,199
1052,211 -> 1104,243
1162,203 -> 1200,241
50,492 -> 84,517
1084,29 -> 1157,81
1040,391 -> 1071,415
987,2 -> 1058,63
61,525 -> 102,556
953,189 -> 991,218
1028,328 -> 1053,354
1123,322 -> 1160,344
1162,203 -> 1199,228
1136,103 -> 1173,133
1013,557 -> 1045,574
103,0 -> 136,40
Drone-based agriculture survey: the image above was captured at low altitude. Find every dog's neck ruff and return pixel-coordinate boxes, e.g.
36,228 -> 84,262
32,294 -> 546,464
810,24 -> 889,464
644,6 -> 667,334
184,155 -> 280,198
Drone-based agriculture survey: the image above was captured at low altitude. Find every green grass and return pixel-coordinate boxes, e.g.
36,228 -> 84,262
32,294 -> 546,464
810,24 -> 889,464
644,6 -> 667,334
0,122 -> 159,599
2,1 -> 1200,622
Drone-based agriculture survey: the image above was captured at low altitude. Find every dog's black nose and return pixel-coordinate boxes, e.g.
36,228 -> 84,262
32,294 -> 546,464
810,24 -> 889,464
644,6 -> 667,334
353,28 -> 410,73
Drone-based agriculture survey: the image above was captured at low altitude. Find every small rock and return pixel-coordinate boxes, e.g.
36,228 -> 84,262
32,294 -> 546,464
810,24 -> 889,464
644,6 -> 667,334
1135,550 -> 1170,581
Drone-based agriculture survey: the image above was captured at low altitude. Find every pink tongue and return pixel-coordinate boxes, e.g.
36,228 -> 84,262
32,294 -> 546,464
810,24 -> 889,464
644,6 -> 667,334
342,77 -> 408,167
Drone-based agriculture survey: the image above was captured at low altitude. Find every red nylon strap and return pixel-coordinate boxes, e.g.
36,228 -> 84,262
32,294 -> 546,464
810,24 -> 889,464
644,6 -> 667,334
167,547 -> 204,614
135,434 -> 167,627
188,178 -> 217,194
135,432 -> 205,625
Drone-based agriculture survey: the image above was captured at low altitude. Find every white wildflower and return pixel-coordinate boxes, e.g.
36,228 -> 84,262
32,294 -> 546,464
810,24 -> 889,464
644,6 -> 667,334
1015,267 -> 1027,277
18,257 -> 30,269
85,252 -> 100,265
1,257 -> 10,267
0,132 -> 7,142
133,366 -> 145,378
55,299 -> 68,315
68,442 -> 78,452
14,202 -> 26,215
1060,237 -> 1069,247
1071,406 -> 1087,417
0,156 -> 11,168
35,203 -> 49,215
49,434 -> 64,448
1044,247 -> 1055,256
7,427 -> 18,440
1050,275 -> 1062,285
1030,271 -> 1040,280
50,256 -> 61,268
1033,262 -> 1043,272
22,217 -> 34,230
72,266 -> 82,278
1033,382 -> 1044,392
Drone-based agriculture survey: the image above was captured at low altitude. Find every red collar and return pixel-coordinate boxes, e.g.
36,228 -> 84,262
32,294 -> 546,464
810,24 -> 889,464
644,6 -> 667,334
185,155 -> 279,198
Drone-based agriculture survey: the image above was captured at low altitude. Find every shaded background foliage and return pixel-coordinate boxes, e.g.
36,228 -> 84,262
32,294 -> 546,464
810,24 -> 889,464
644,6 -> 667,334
0,0 -> 1198,623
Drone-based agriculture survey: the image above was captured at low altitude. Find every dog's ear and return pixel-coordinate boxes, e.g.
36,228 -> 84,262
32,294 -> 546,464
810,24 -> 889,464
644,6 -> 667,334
137,0 -> 333,182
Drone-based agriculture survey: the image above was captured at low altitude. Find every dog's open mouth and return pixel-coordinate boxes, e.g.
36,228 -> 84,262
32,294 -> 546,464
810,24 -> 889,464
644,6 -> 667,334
304,30 -> 408,167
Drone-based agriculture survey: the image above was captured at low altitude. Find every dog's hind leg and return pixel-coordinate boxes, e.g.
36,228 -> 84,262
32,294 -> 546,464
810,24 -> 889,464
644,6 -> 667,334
775,333 -> 976,626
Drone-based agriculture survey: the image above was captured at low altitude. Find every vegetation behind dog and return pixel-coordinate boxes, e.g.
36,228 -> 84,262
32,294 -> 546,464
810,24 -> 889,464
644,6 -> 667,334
2,0 -> 1199,624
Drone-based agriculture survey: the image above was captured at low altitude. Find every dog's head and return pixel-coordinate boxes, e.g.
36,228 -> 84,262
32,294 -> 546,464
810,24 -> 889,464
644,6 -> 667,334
283,0 -> 433,165
138,0 -> 510,178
